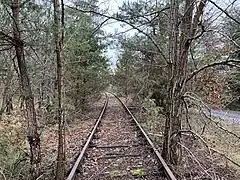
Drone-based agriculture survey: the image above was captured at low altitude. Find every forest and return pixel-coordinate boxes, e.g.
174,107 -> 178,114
0,0 -> 240,179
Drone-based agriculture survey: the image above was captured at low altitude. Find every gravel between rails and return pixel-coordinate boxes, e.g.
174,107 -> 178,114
77,96 -> 167,180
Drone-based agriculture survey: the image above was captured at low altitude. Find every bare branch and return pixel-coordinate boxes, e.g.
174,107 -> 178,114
201,109 -> 240,140
180,130 -> 240,168
218,31 -> 240,49
224,96 -> 240,109
0,45 -> 14,51
187,58 -> 240,82
184,92 -> 240,140
90,18 -> 110,37
65,5 -> 168,63
208,0 -> 240,25
207,1 -> 236,27
0,170 -> 6,180
210,148 -> 240,167
0,31 -> 17,46
190,23 -> 206,41
178,142 -> 213,178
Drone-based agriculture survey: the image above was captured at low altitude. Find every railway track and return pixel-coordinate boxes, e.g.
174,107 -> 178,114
66,93 -> 177,180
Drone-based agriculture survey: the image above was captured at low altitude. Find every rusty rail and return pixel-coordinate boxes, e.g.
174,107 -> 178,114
66,93 -> 176,180
112,93 -> 177,180
66,96 -> 109,180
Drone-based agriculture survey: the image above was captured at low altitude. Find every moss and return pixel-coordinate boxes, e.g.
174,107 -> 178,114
131,168 -> 145,177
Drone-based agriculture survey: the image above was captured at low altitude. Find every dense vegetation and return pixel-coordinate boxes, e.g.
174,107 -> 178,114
0,0 -> 239,179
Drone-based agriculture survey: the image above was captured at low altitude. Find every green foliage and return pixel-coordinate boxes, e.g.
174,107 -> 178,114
0,119 -> 30,180
114,42 -> 142,96
226,99 -> 240,111
113,34 -> 168,107
0,137 -> 29,180
131,168 -> 145,177
113,0 -> 169,105
118,0 -> 168,37
141,97 -> 164,134
65,8 -> 110,111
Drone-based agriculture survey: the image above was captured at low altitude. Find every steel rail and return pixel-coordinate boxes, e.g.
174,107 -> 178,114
112,93 -> 177,180
66,96 -> 109,180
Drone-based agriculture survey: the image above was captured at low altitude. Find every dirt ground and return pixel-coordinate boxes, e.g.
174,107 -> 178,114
40,98 -> 106,179
134,106 -> 240,180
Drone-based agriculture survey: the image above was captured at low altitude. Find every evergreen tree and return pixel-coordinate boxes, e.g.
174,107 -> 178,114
65,4 -> 110,112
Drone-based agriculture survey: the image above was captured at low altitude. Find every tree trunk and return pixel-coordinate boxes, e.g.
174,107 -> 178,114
162,0 -> 180,164
74,81 -> 80,109
54,0 -> 65,179
0,69 -> 13,117
162,0 -> 206,165
6,96 -> 13,115
11,0 -> 41,178
81,75 -> 87,110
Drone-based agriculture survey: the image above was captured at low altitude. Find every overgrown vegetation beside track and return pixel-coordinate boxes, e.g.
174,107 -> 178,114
133,99 -> 240,179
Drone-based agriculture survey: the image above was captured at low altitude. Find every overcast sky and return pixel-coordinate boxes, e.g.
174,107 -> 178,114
97,0 -> 136,68
33,0 -> 240,69
95,0 -> 240,68
58,0 -> 240,68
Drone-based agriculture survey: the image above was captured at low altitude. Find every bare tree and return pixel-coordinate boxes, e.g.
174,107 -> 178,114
53,0 -> 65,179
11,0 -> 41,178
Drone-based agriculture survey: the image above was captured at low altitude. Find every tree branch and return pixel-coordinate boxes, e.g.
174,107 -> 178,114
179,130 -> 240,168
90,18 -> 110,37
183,92 -> 240,140
65,5 -> 168,63
187,59 -> 240,82
200,108 -> 240,140
208,0 -> 240,25
210,148 -> 240,167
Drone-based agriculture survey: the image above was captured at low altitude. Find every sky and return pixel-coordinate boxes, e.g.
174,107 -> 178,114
31,0 -> 240,70
95,0 -> 240,69
51,0 -> 240,69
97,0 -> 136,68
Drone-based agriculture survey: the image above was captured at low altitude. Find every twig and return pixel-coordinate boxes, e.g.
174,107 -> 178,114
90,18 -> 110,37
178,142 -> 213,178
210,148 -> 240,168
201,109 -> 240,140
184,92 -> 240,139
223,96 -> 240,109
36,174 -> 44,180
208,0 -> 240,25
188,125 -> 240,169
218,32 -> 240,49
0,170 -> 6,180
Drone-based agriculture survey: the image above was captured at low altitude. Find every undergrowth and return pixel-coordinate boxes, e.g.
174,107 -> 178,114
136,98 -> 240,180
225,99 -> 240,111
0,112 -> 30,180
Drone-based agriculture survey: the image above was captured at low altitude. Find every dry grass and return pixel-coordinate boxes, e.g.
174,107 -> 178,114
136,106 -> 240,180
0,110 -> 30,180
0,98 -> 105,179
187,110 -> 240,169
